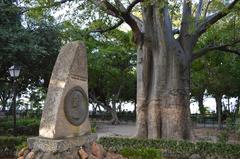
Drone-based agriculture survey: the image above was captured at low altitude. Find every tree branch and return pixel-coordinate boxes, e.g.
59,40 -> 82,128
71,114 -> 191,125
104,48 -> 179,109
90,19 -> 124,33
216,48 -> 240,55
21,0 -> 75,13
192,39 -> 240,60
195,0 -> 239,37
96,0 -> 142,43
97,0 -> 122,17
195,0 -> 203,27
173,29 -> 180,35
180,0 -> 192,33
203,0 -> 212,19
126,0 -> 142,13
114,0 -> 126,12
179,0 -> 195,55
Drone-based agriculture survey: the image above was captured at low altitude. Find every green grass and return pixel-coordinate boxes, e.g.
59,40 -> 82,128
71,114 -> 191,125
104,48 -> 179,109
99,137 -> 240,158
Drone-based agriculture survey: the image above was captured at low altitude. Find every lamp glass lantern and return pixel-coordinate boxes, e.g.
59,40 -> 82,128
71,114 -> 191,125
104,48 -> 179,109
9,65 -> 21,78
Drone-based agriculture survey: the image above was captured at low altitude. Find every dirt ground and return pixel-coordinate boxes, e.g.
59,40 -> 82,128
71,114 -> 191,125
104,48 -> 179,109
96,122 -> 240,144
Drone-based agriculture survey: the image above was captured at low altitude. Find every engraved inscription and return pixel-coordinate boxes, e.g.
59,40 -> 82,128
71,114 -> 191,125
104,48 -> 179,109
70,73 -> 87,81
64,87 -> 88,126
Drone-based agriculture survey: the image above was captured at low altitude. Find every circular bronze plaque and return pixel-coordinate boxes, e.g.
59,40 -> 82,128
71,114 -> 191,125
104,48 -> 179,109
64,87 -> 88,126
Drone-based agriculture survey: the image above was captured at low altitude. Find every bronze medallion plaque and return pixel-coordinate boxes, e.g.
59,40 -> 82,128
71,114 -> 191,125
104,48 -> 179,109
64,87 -> 88,126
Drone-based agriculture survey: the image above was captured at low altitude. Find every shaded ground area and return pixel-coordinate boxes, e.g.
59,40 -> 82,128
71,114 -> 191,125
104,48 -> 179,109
96,122 -> 240,144
96,122 -> 136,139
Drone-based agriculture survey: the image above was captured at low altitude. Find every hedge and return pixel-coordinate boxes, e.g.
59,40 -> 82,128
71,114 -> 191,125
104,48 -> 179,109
98,137 -> 240,158
0,118 -> 40,136
0,136 -> 27,158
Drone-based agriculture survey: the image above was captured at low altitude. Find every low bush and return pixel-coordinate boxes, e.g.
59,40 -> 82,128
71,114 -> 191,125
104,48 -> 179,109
0,136 -> 26,158
0,118 -> 40,135
98,137 -> 240,158
120,147 -> 162,159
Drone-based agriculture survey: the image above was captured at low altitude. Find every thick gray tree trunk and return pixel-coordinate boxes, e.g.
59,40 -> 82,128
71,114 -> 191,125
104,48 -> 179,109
95,0 -> 238,140
135,5 -> 191,139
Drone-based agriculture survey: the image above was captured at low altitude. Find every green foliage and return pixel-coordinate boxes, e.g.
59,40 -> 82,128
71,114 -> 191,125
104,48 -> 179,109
236,118 -> 240,138
0,136 -> 26,146
91,121 -> 97,133
0,118 -> 40,130
0,136 -> 26,158
120,147 -> 162,159
99,137 -> 240,158
61,21 -> 137,113
217,130 -> 229,143
226,117 -> 236,131
0,0 -> 62,114
0,118 -> 40,135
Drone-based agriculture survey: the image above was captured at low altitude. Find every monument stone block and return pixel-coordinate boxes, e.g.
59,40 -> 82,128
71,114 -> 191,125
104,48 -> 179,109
26,41 -> 97,159
39,41 -> 91,139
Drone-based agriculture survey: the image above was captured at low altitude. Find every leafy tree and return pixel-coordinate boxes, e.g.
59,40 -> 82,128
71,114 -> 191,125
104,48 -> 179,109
24,0 -> 240,139
193,10 -> 240,129
0,1 -> 62,113
191,59 -> 208,115
61,23 -> 136,124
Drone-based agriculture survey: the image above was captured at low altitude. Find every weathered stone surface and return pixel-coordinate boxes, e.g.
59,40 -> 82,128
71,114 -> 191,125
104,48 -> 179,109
26,41 -> 98,159
28,133 -> 97,153
25,151 -> 35,159
91,142 -> 106,159
39,41 -> 91,139
23,149 -> 30,158
79,148 -> 89,159
18,147 -> 28,157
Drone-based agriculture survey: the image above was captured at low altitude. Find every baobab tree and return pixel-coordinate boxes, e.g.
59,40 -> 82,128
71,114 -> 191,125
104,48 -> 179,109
27,0 -> 240,139
90,0 -> 240,140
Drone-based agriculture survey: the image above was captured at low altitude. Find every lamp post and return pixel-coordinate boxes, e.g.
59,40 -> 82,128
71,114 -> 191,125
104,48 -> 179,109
8,65 -> 21,136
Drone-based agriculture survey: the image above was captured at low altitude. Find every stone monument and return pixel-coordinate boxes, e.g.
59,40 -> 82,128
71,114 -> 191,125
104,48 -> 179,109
25,41 -> 97,158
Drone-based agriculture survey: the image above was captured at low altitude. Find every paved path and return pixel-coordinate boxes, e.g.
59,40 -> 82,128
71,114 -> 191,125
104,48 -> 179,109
95,122 -> 240,144
96,122 -> 136,139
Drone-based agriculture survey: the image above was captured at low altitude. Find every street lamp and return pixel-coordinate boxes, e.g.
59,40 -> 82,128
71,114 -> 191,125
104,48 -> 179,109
8,65 -> 21,136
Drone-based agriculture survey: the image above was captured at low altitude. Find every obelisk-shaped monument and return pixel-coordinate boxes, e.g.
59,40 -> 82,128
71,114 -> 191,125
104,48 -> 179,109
39,41 -> 91,138
27,41 -> 96,158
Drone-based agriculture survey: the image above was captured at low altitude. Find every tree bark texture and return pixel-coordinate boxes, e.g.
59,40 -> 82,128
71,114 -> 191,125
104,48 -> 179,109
234,97 -> 240,120
135,4 -> 191,139
110,101 -> 120,125
95,0 -> 239,140
215,95 -> 222,129
196,93 -> 204,115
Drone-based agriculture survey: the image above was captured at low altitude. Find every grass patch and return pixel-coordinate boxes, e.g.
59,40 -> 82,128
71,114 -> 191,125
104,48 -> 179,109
99,137 -> 240,158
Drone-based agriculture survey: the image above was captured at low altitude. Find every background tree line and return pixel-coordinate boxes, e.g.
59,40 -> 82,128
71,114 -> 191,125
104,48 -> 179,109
0,0 -> 239,130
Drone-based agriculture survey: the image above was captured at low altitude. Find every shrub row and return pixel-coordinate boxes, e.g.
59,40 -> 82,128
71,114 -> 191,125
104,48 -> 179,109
0,136 -> 26,158
120,147 -> 163,159
98,137 -> 240,158
0,118 -> 40,135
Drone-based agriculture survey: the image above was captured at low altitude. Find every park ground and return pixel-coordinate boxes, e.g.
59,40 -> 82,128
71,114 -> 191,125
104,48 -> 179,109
96,122 -> 240,144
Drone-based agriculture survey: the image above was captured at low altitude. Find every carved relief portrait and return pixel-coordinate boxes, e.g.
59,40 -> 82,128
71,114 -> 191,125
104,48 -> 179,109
64,87 -> 88,126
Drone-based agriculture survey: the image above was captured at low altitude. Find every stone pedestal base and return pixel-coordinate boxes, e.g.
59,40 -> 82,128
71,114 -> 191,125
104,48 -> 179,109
23,133 -> 97,159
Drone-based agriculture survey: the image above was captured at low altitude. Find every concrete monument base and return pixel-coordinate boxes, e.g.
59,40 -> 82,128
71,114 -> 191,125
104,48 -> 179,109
28,133 -> 97,153
22,134 -> 97,159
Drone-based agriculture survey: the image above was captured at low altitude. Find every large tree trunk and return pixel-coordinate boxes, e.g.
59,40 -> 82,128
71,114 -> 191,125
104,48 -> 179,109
135,5 -> 191,139
215,95 -> 222,129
